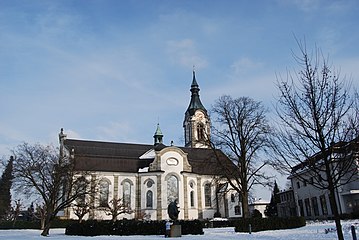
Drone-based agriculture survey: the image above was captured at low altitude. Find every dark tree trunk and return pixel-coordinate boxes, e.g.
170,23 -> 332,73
41,221 -> 51,236
40,217 -> 45,230
242,191 -> 249,219
324,154 -> 344,240
328,184 -> 344,240
40,212 -> 54,236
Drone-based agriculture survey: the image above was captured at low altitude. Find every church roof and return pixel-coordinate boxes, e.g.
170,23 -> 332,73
185,71 -> 207,116
64,138 -> 232,176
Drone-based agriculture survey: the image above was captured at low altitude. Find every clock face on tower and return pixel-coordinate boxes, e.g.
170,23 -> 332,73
195,111 -> 204,121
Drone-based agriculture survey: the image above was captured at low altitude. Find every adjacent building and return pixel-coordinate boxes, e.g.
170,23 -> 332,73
248,199 -> 269,218
277,188 -> 297,218
289,138 -> 359,219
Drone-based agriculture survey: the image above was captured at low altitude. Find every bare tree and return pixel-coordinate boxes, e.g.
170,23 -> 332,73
12,142 -> 93,236
34,203 -> 47,230
103,197 -> 132,222
210,95 -> 272,218
72,202 -> 91,223
270,39 -> 357,240
10,199 -> 21,227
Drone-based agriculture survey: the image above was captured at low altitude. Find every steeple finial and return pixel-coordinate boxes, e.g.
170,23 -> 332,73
192,66 -> 199,88
153,123 -> 163,145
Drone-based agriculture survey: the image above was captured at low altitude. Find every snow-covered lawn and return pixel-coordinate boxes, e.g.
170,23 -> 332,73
0,220 -> 357,240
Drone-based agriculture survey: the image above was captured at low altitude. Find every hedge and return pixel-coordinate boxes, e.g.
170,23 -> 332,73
65,219 -> 204,236
234,217 -> 306,232
0,219 -> 77,229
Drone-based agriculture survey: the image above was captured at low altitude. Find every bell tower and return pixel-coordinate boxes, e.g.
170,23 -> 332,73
183,70 -> 210,148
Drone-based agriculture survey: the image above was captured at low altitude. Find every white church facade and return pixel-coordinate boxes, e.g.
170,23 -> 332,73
60,71 -> 242,221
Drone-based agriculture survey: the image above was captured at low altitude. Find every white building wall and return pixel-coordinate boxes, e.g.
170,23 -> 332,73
66,147 -> 241,221
227,192 -> 242,218
291,174 -> 333,219
118,174 -> 136,219
139,174 -> 158,220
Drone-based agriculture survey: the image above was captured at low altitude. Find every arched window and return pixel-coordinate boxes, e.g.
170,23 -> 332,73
197,124 -> 205,140
190,191 -> 195,207
167,175 -> 178,204
74,177 -> 87,206
189,181 -> 195,207
99,179 -> 110,207
231,194 -> 235,202
123,181 -> 131,207
146,190 -> 153,208
204,183 -> 211,207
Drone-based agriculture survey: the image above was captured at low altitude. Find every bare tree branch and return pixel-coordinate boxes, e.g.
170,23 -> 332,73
210,95 -> 273,218
269,39 -> 357,240
11,142 -> 95,236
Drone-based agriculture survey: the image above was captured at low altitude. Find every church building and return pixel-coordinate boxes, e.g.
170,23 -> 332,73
60,71 -> 242,221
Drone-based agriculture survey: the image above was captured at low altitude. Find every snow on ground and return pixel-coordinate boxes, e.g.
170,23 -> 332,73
0,220 -> 358,240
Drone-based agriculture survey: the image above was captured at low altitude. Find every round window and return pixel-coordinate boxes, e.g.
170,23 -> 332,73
147,181 -> 153,188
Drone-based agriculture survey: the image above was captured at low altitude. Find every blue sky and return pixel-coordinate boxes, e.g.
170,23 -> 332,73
1,0 -> 358,196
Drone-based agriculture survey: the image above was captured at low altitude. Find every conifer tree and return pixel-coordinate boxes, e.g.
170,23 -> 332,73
0,156 -> 14,219
265,181 -> 280,217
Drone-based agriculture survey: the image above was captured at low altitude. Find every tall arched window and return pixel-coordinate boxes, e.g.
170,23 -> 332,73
99,179 -> 110,207
190,191 -> 195,207
123,181 -> 131,207
146,190 -> 153,208
167,175 -> 178,204
204,183 -> 211,207
197,124 -> 205,140
74,177 -> 87,206
189,181 -> 195,207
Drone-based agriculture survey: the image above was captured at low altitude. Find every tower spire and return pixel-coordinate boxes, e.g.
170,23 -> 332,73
183,70 -> 211,148
186,70 -> 206,116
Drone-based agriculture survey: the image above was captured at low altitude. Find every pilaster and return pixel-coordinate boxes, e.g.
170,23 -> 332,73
89,174 -> 97,219
156,175 -> 162,220
113,175 -> 119,197
183,175 -> 188,219
135,175 -> 141,219
197,176 -> 203,219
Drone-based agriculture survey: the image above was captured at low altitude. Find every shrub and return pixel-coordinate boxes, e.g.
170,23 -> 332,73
66,219 -> 204,236
0,218 -> 76,229
234,217 -> 306,232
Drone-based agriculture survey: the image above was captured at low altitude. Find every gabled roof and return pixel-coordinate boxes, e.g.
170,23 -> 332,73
290,138 -> 359,174
64,139 -> 154,173
64,138 -> 233,176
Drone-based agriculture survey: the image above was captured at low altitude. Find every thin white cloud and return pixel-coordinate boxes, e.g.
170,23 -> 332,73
166,39 -> 208,69
230,58 -> 264,77
277,0 -> 354,13
337,58 -> 359,88
96,121 -> 133,142
63,129 -> 82,140
291,0 -> 321,12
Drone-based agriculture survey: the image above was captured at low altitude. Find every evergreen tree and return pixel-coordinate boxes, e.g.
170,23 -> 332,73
0,156 -> 14,219
251,209 -> 263,218
264,181 -> 280,217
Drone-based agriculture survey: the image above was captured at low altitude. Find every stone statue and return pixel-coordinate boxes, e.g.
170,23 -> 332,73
167,199 -> 180,221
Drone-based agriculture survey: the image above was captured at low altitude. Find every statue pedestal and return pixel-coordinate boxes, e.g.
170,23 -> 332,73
170,224 -> 182,237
